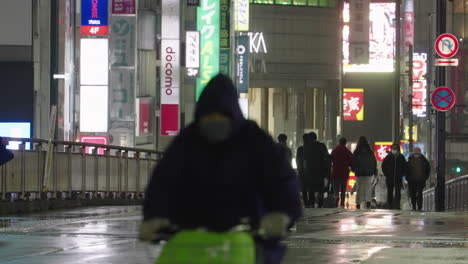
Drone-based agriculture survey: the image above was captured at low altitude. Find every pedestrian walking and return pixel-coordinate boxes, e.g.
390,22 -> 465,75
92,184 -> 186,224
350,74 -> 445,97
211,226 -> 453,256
382,144 -> 407,210
352,136 -> 377,209
406,147 -> 430,211
139,74 -> 302,264
278,134 -> 293,165
296,133 -> 310,208
331,137 -> 353,208
303,132 -> 331,208
0,137 -> 14,166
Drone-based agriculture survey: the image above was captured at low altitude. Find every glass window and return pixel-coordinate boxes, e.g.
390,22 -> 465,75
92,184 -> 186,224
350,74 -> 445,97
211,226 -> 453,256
308,0 -> 319,6
275,0 -> 292,4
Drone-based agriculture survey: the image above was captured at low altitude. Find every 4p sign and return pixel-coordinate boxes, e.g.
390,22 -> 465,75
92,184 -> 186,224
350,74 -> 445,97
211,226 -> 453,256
435,33 -> 459,58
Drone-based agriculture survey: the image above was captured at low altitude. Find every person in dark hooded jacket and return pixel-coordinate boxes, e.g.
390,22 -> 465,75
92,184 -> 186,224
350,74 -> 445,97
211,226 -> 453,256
140,74 -> 302,264
0,137 -> 14,166
382,144 -> 407,210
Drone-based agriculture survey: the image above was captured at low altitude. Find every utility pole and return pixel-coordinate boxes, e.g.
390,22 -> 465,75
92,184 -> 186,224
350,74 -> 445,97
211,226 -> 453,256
435,0 -> 446,212
394,0 -> 402,144
408,45 -> 414,152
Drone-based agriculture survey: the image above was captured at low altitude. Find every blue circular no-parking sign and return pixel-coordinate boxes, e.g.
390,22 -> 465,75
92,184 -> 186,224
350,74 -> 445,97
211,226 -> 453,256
431,87 -> 456,112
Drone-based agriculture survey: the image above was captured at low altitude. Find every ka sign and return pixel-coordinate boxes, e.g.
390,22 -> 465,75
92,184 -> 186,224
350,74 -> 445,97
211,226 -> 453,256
81,0 -> 109,35
343,88 -> 364,121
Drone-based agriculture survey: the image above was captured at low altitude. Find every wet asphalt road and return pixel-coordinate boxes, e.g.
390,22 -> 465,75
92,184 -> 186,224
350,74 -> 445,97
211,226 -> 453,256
0,206 -> 466,264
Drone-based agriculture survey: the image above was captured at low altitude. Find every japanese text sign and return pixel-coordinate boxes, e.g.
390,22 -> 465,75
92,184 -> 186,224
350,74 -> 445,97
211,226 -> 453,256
196,0 -> 220,100
186,31 -> 200,77
374,142 -> 393,162
112,0 -> 136,14
349,0 -> 370,64
81,0 -> 109,35
412,53 -> 427,117
343,88 -> 364,121
235,0 -> 249,31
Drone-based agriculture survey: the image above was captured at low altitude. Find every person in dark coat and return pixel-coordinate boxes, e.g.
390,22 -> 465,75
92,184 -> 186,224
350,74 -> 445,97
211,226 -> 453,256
296,134 -> 310,207
303,132 -> 330,208
140,74 -> 302,264
352,136 -> 378,209
277,134 -> 292,165
0,137 -> 14,166
331,137 -> 353,208
406,147 -> 430,211
382,143 -> 407,210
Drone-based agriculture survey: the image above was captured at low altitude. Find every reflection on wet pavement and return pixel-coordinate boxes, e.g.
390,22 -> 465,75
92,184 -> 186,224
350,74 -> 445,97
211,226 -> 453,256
0,206 -> 466,264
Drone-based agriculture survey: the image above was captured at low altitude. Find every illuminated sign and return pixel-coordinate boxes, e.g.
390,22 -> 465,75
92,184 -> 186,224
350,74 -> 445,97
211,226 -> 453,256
80,86 -> 108,132
81,0 -> 109,35
347,172 -> 357,191
403,125 -> 418,142
112,0 -> 136,14
136,98 -> 151,137
343,88 -> 364,121
249,32 -> 268,54
374,142 -> 393,162
343,3 -> 396,72
235,0 -> 249,31
80,39 -> 109,86
349,0 -> 370,64
80,136 -> 108,155
186,31 -> 200,77
161,0 -> 180,136
0,122 -> 31,150
161,40 -> 180,136
196,0 -> 220,100
412,53 -> 427,117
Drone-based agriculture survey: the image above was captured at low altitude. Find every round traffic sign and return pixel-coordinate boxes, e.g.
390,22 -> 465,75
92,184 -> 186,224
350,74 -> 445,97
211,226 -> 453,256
435,33 -> 459,58
431,87 -> 456,111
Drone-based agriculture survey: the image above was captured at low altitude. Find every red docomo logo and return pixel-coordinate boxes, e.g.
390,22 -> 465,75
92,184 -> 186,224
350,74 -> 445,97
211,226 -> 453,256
164,47 -> 176,96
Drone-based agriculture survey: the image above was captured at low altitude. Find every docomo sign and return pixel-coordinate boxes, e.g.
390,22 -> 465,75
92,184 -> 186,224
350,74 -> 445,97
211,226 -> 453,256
161,40 -> 180,136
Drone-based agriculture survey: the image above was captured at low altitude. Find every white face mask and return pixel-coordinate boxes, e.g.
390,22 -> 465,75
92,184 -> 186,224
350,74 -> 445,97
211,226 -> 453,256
414,153 -> 421,158
391,150 -> 398,155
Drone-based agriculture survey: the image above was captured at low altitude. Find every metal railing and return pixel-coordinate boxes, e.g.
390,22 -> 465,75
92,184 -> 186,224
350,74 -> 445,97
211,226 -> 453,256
422,175 -> 468,211
0,137 -> 162,200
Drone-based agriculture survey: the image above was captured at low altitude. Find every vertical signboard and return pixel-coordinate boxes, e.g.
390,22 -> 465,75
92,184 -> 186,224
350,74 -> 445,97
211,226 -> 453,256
343,88 -> 364,121
412,53 -> 427,117
220,0 -> 230,48
186,31 -> 200,77
161,0 -> 180,136
112,0 -> 136,14
161,40 -> 180,136
404,0 -> 414,54
110,17 -> 136,67
235,0 -> 249,31
196,0 -> 220,100
136,97 -> 151,137
110,70 -> 135,121
81,0 -> 109,35
349,0 -> 370,64
236,35 -> 249,93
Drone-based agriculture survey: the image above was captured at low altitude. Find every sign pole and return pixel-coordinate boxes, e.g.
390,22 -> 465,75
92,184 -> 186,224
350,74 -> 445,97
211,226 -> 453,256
408,45 -> 414,152
435,0 -> 446,212
393,0 -> 402,144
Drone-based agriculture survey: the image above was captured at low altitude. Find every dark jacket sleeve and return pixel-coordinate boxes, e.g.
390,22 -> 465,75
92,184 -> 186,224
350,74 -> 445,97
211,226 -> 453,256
382,155 -> 390,177
143,134 -> 184,221
424,157 -> 431,180
372,154 -> 378,175
296,147 -> 304,176
399,155 -> 407,177
260,137 -> 303,223
352,153 -> 359,173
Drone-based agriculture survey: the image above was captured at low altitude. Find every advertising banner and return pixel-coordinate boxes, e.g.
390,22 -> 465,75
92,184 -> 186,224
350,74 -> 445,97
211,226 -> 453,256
343,88 -> 364,121
374,142 -> 393,162
186,31 -> 200,77
81,0 -> 109,35
110,16 -> 136,67
136,98 -> 151,137
220,48 -> 231,76
220,0 -> 230,49
412,53 -> 427,117
235,0 -> 249,31
349,0 -> 370,64
161,39 -> 180,136
161,0 -> 180,136
110,69 -> 135,121
236,35 -> 249,93
112,0 -> 136,14
196,0 -> 220,100
80,136 -> 108,155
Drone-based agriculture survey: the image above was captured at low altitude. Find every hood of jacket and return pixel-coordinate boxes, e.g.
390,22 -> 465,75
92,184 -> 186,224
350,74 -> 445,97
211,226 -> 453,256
194,74 -> 245,131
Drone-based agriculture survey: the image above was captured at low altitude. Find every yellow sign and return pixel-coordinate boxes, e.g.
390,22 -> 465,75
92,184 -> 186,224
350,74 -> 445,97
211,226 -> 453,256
403,125 -> 418,141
